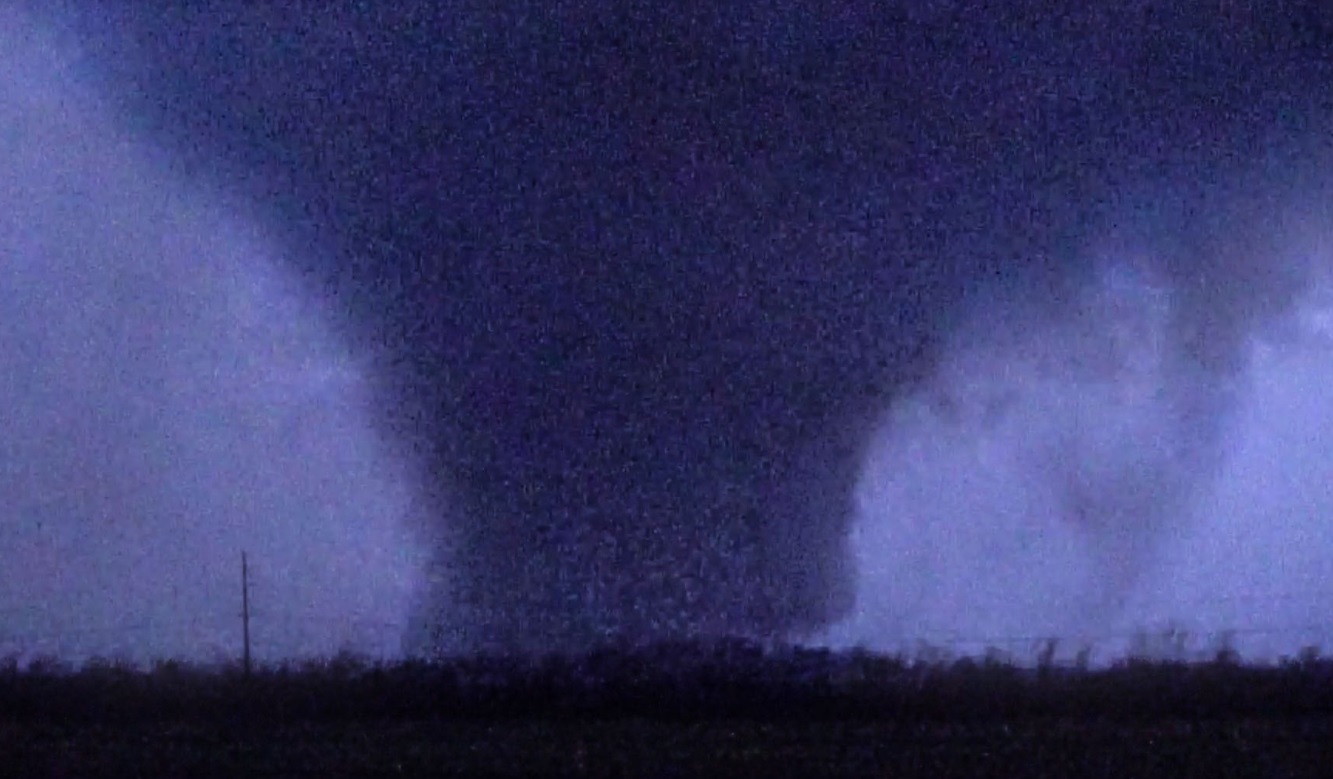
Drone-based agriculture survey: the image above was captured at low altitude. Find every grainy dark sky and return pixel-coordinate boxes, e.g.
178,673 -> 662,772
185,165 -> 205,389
5,2 -> 1333,662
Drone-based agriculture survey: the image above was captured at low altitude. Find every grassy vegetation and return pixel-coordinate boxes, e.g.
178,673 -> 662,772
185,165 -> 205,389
3,638 -> 1333,776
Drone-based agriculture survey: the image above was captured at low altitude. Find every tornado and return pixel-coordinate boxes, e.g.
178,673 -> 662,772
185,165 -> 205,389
48,2 -> 1333,656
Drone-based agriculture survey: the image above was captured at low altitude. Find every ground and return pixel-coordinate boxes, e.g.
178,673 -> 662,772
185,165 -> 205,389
5,716 -> 1331,777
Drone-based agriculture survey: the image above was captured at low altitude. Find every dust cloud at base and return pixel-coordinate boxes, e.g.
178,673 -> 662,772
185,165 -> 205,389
824,210 -> 1333,665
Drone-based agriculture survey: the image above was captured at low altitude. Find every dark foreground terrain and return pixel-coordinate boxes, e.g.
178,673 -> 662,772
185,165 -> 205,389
10,714 -> 1333,773
6,717 -> 1333,778
5,640 -> 1333,777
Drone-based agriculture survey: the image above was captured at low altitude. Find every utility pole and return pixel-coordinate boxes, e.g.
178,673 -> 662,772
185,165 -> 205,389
241,550 -> 252,679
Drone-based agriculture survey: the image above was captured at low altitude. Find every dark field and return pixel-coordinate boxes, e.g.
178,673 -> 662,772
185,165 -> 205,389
7,717 -> 1333,777
5,642 -> 1333,777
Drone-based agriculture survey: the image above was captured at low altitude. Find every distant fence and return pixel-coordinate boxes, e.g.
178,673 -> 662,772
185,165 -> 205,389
1,617 -> 1330,670
5,577 -> 1333,668
833,623 -> 1332,668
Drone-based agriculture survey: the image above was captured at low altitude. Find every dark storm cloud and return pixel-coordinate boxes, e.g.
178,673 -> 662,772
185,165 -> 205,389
47,2 -> 1333,654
